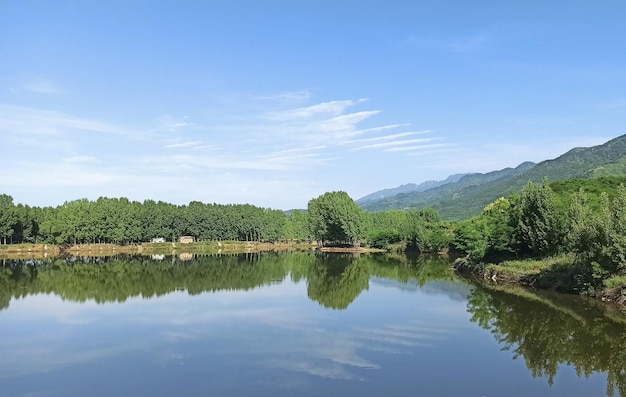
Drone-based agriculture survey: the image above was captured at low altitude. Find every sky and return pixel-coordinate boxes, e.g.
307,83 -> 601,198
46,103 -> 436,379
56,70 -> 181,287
1,1 -> 625,210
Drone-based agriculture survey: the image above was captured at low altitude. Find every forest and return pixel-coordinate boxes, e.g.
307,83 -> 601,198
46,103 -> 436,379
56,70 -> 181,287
0,191 -> 445,250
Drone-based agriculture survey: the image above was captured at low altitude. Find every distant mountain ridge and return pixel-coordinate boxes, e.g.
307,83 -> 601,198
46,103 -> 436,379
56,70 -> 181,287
356,173 -> 468,204
358,134 -> 626,220
359,161 -> 536,215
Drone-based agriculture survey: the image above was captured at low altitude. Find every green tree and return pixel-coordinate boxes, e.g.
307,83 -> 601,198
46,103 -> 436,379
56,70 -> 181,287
0,194 -> 17,244
608,184 -> 626,273
453,217 -> 489,260
402,210 -> 427,252
483,197 -> 515,258
283,210 -> 311,241
307,191 -> 364,247
513,180 -> 562,257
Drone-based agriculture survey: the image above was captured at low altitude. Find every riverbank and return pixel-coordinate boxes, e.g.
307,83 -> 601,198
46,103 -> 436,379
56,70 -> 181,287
454,255 -> 626,306
316,246 -> 386,253
0,241 -> 320,259
0,242 -> 389,259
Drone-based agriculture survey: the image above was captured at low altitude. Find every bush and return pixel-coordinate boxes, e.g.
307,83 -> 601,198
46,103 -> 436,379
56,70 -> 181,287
604,274 -> 626,290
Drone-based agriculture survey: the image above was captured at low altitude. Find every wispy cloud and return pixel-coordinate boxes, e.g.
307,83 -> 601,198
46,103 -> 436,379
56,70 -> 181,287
0,93 -> 443,208
264,99 -> 357,121
255,90 -> 312,105
384,143 -> 450,152
354,136 -> 438,150
345,131 -> 420,145
356,124 -> 410,134
61,155 -> 100,164
154,114 -> 193,132
164,141 -> 202,149
21,78 -> 64,94
0,104 -> 134,137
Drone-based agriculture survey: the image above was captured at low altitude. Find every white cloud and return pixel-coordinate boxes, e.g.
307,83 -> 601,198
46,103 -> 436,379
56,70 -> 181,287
355,137 -> 438,150
154,114 -> 193,132
265,99 -> 356,121
345,131 -> 419,145
0,104 -> 134,137
22,78 -> 64,94
163,140 -> 203,149
61,155 -> 100,164
384,143 -> 450,152
0,94 -> 442,209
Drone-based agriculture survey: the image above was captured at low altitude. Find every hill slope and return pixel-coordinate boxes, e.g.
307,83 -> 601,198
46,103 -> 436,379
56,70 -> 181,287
360,161 -> 535,214
360,134 -> 626,220
356,173 -> 468,205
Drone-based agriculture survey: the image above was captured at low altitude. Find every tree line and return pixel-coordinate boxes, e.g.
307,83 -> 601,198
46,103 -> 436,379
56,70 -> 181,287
0,195 -> 295,245
3,175 -> 626,292
0,191 -> 448,251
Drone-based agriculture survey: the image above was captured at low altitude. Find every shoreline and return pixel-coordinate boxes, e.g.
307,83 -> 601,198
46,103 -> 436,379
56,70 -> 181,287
0,242 -> 385,259
454,256 -> 626,307
0,242 -> 316,259
3,243 -> 623,308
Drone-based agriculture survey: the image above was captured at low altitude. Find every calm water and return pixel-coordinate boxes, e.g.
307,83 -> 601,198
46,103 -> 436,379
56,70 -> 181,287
1,252 -> 625,397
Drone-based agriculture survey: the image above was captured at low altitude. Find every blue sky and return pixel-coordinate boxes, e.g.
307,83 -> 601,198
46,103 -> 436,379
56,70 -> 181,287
1,1 -> 625,210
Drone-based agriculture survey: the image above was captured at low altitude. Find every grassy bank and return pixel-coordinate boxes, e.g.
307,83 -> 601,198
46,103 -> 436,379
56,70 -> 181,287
0,241 -> 318,259
455,254 -> 626,305
0,243 -> 61,258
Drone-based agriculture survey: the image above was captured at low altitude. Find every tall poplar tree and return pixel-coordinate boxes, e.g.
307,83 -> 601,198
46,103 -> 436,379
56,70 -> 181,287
308,191 -> 364,247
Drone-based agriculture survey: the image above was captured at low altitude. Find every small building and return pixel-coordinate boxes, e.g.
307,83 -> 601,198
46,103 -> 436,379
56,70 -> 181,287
151,237 -> 166,243
178,236 -> 195,244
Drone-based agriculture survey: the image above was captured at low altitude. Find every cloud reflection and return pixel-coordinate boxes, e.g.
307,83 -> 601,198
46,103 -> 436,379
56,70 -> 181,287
0,279 -> 463,389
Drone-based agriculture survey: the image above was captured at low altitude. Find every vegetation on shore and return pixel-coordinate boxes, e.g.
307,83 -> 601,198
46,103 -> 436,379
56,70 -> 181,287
0,241 -> 322,259
3,175 -> 626,303
453,177 -> 626,301
0,191 -> 448,255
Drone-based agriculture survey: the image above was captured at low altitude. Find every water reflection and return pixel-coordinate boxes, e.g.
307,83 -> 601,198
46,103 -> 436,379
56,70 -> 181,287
467,283 -> 626,396
0,252 -> 456,311
1,253 -> 626,396
306,253 -> 370,309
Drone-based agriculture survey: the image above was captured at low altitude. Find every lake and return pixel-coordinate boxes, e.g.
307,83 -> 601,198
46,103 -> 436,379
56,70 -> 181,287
1,252 -> 625,397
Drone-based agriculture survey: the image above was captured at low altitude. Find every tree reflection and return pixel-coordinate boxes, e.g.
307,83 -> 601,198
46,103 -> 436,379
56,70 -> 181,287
0,253 -> 299,305
467,284 -> 626,397
3,252 -> 626,395
0,252 -> 458,312
306,253 -> 370,309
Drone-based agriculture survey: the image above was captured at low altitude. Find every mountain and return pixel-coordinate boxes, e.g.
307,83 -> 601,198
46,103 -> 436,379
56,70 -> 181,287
360,161 -> 536,214
356,173 -> 468,204
359,134 -> 626,220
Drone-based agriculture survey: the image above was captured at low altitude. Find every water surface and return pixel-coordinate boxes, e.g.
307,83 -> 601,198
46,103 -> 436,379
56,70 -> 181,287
1,252 -> 624,396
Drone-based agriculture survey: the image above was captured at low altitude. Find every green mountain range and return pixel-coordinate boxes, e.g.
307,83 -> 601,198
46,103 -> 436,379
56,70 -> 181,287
355,173 -> 468,205
359,134 -> 626,220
